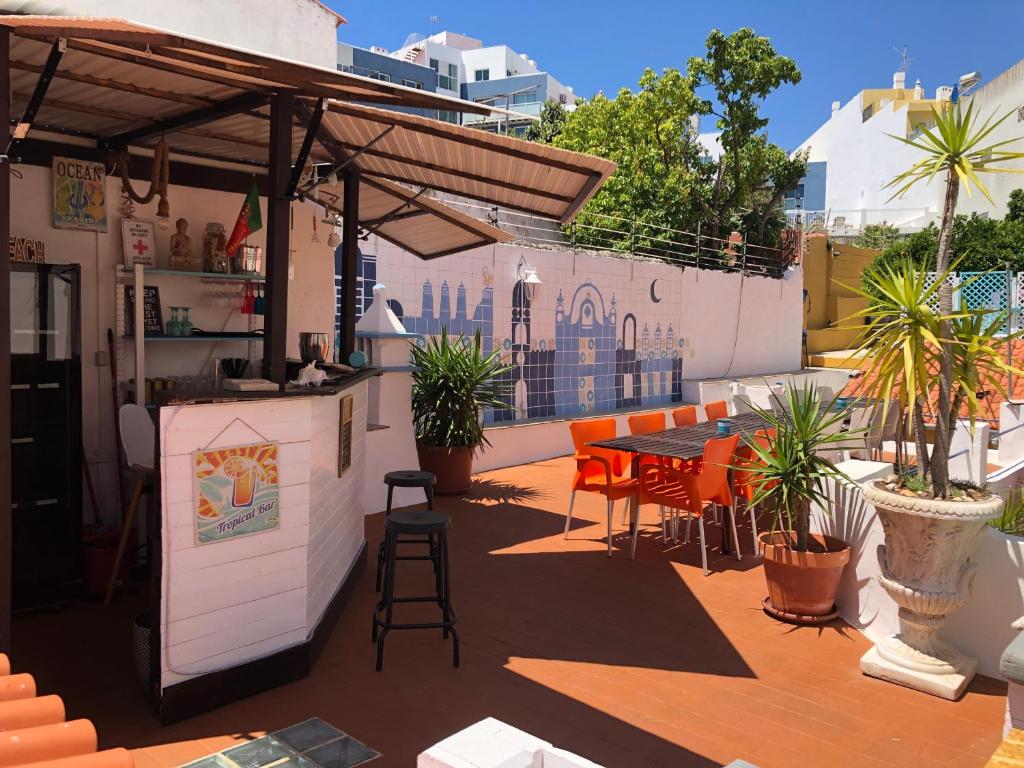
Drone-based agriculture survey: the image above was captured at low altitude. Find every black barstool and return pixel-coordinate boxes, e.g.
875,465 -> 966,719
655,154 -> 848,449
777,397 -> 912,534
372,509 -> 458,671
376,470 -> 435,591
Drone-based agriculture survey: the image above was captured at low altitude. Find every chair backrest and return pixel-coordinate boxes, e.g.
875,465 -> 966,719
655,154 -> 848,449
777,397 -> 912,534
703,400 -> 729,422
628,412 -> 666,435
671,405 -> 697,427
735,430 -> 775,501
732,394 -> 756,415
119,403 -> 155,471
698,433 -> 741,504
569,419 -> 626,481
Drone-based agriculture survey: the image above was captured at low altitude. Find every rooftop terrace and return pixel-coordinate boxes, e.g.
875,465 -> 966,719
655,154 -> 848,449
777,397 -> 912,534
12,457 -> 1004,768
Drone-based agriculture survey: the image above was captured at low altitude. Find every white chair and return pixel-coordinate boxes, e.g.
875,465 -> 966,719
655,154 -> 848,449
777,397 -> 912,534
105,404 -> 155,606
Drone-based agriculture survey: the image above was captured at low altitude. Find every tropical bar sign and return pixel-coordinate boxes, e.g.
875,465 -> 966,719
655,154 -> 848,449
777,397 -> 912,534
193,441 -> 280,544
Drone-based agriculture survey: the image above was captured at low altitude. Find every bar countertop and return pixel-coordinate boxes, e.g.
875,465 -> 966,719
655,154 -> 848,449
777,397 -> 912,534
153,367 -> 381,407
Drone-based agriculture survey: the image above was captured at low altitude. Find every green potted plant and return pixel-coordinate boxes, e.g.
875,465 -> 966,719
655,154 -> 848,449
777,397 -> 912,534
743,382 -> 857,624
410,328 -> 512,494
847,100 -> 1024,699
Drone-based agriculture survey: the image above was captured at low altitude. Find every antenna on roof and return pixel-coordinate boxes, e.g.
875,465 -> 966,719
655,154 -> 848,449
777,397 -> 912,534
893,45 -> 913,73
429,15 -> 439,35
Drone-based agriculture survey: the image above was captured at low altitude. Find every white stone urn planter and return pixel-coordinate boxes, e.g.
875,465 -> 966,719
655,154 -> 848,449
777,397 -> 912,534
860,482 -> 1003,700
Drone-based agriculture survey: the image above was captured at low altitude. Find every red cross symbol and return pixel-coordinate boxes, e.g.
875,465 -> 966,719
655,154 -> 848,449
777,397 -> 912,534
133,238 -> 149,257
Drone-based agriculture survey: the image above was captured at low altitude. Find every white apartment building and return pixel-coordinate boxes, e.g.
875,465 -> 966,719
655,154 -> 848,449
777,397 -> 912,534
386,30 -> 576,131
789,71 -> 952,234
958,60 -> 1024,217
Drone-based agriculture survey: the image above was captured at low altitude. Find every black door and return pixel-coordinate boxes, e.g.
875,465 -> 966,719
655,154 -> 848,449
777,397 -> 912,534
10,264 -> 82,610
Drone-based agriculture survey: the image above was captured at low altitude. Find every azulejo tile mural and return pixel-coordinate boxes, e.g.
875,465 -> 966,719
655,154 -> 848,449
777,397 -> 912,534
337,244 -> 684,424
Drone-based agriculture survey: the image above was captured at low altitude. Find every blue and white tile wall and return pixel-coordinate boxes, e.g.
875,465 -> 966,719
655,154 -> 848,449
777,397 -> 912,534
338,241 -> 728,425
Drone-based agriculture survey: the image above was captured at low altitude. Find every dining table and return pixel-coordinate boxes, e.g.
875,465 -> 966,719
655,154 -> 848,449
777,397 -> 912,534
588,410 -> 772,559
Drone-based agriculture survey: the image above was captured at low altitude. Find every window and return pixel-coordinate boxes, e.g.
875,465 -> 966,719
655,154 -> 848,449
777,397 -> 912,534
506,69 -> 512,77
402,78 -> 423,89
437,110 -> 459,124
862,104 -> 874,122
430,59 -> 457,90
559,93 -> 567,104
371,72 -> 390,82
512,90 -> 537,105
474,68 -> 489,82
1017,105 -> 1024,123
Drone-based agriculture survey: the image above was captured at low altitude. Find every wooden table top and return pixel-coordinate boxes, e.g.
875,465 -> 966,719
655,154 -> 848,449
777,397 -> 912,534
589,411 -> 770,461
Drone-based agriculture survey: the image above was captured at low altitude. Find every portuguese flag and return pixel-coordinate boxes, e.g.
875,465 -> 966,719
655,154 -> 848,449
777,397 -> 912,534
226,180 -> 263,256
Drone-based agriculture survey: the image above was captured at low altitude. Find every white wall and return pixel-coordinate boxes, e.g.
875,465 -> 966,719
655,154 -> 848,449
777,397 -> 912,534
12,0 -> 343,69
796,94 -> 942,226
960,60 -> 1024,217
158,387 -> 367,690
9,164 -> 337,521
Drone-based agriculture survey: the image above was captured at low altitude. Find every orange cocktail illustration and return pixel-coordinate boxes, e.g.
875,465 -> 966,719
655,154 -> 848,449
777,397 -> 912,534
223,456 -> 258,508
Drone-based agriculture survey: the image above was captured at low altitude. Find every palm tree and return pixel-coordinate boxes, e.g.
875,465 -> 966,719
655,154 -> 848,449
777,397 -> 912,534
884,100 -> 1024,495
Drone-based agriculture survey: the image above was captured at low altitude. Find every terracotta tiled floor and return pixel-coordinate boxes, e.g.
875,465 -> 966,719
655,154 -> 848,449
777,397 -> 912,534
12,457 -> 1006,767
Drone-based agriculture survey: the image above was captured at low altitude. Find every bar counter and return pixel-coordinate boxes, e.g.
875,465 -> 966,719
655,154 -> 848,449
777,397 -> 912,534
154,366 -> 374,722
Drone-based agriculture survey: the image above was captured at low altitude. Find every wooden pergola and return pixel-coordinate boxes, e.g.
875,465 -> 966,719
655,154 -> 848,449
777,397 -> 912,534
0,15 -> 615,651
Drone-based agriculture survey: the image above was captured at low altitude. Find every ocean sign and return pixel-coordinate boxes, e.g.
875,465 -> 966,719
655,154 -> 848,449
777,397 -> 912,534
193,441 -> 280,544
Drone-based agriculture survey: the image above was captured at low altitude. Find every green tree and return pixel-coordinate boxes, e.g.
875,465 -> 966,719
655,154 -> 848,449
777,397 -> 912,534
853,223 -> 901,250
688,28 -> 804,244
551,67 -> 706,250
1007,187 -> 1024,222
523,99 -> 568,143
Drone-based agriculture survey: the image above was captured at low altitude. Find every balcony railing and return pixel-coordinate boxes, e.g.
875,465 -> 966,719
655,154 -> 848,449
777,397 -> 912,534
434,196 -> 795,279
785,207 -> 938,235
463,101 -> 542,124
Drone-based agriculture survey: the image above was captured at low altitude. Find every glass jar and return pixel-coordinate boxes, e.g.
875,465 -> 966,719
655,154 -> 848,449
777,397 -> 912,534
166,306 -> 180,337
179,307 -> 193,337
202,223 -> 229,273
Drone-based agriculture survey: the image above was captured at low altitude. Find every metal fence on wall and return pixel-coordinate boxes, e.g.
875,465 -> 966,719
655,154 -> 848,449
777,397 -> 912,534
924,270 -> 1024,333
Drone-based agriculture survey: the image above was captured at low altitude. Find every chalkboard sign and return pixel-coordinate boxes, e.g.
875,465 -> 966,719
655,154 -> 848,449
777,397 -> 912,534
125,285 -> 164,336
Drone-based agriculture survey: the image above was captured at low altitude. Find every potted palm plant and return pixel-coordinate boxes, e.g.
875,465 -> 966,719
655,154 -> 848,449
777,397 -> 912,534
410,328 -> 512,494
848,100 -> 1024,700
743,382 -> 857,624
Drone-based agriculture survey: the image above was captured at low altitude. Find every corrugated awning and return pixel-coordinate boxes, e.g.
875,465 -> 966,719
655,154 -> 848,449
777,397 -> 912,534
318,103 -> 615,222
0,15 -> 615,257
317,175 -> 512,260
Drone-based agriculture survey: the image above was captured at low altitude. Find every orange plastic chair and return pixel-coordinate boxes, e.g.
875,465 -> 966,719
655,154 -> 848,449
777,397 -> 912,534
626,412 -> 673,539
566,419 -> 638,557
703,400 -> 729,422
671,406 -> 698,427
638,433 -> 741,575
627,412 -> 670,469
732,430 -> 776,555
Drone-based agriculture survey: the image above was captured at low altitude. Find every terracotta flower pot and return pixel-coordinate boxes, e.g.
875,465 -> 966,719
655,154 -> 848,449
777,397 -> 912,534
759,531 -> 851,624
417,444 -> 474,494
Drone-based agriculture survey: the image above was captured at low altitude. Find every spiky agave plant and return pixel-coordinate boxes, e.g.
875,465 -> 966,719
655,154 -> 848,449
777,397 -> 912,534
741,383 -> 858,552
881,100 -> 1024,496
409,328 -> 512,452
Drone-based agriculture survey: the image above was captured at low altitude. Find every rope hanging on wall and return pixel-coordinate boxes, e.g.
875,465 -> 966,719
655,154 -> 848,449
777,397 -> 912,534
118,139 -> 171,221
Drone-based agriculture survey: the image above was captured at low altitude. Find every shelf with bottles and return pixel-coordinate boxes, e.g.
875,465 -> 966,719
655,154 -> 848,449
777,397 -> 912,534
118,267 -> 265,282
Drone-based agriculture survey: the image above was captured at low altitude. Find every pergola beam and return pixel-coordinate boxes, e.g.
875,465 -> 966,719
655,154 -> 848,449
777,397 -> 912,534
8,38 -> 65,150
286,98 -> 326,199
104,92 -> 269,148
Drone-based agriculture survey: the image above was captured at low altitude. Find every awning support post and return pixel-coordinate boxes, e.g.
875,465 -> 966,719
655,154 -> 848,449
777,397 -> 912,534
264,93 -> 294,387
341,168 -> 360,362
0,28 -> 13,653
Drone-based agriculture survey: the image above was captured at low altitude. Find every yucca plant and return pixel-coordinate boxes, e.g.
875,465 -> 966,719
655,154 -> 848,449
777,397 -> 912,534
849,260 -> 1021,494
741,383 -> 859,552
409,328 -> 512,452
854,100 -> 1024,497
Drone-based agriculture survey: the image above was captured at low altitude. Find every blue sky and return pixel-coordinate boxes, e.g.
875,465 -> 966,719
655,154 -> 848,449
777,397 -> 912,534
328,0 -> 1024,150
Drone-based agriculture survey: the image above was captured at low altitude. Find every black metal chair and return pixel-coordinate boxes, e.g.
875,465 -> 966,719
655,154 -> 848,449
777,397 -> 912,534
375,470 -> 435,591
372,508 -> 458,671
